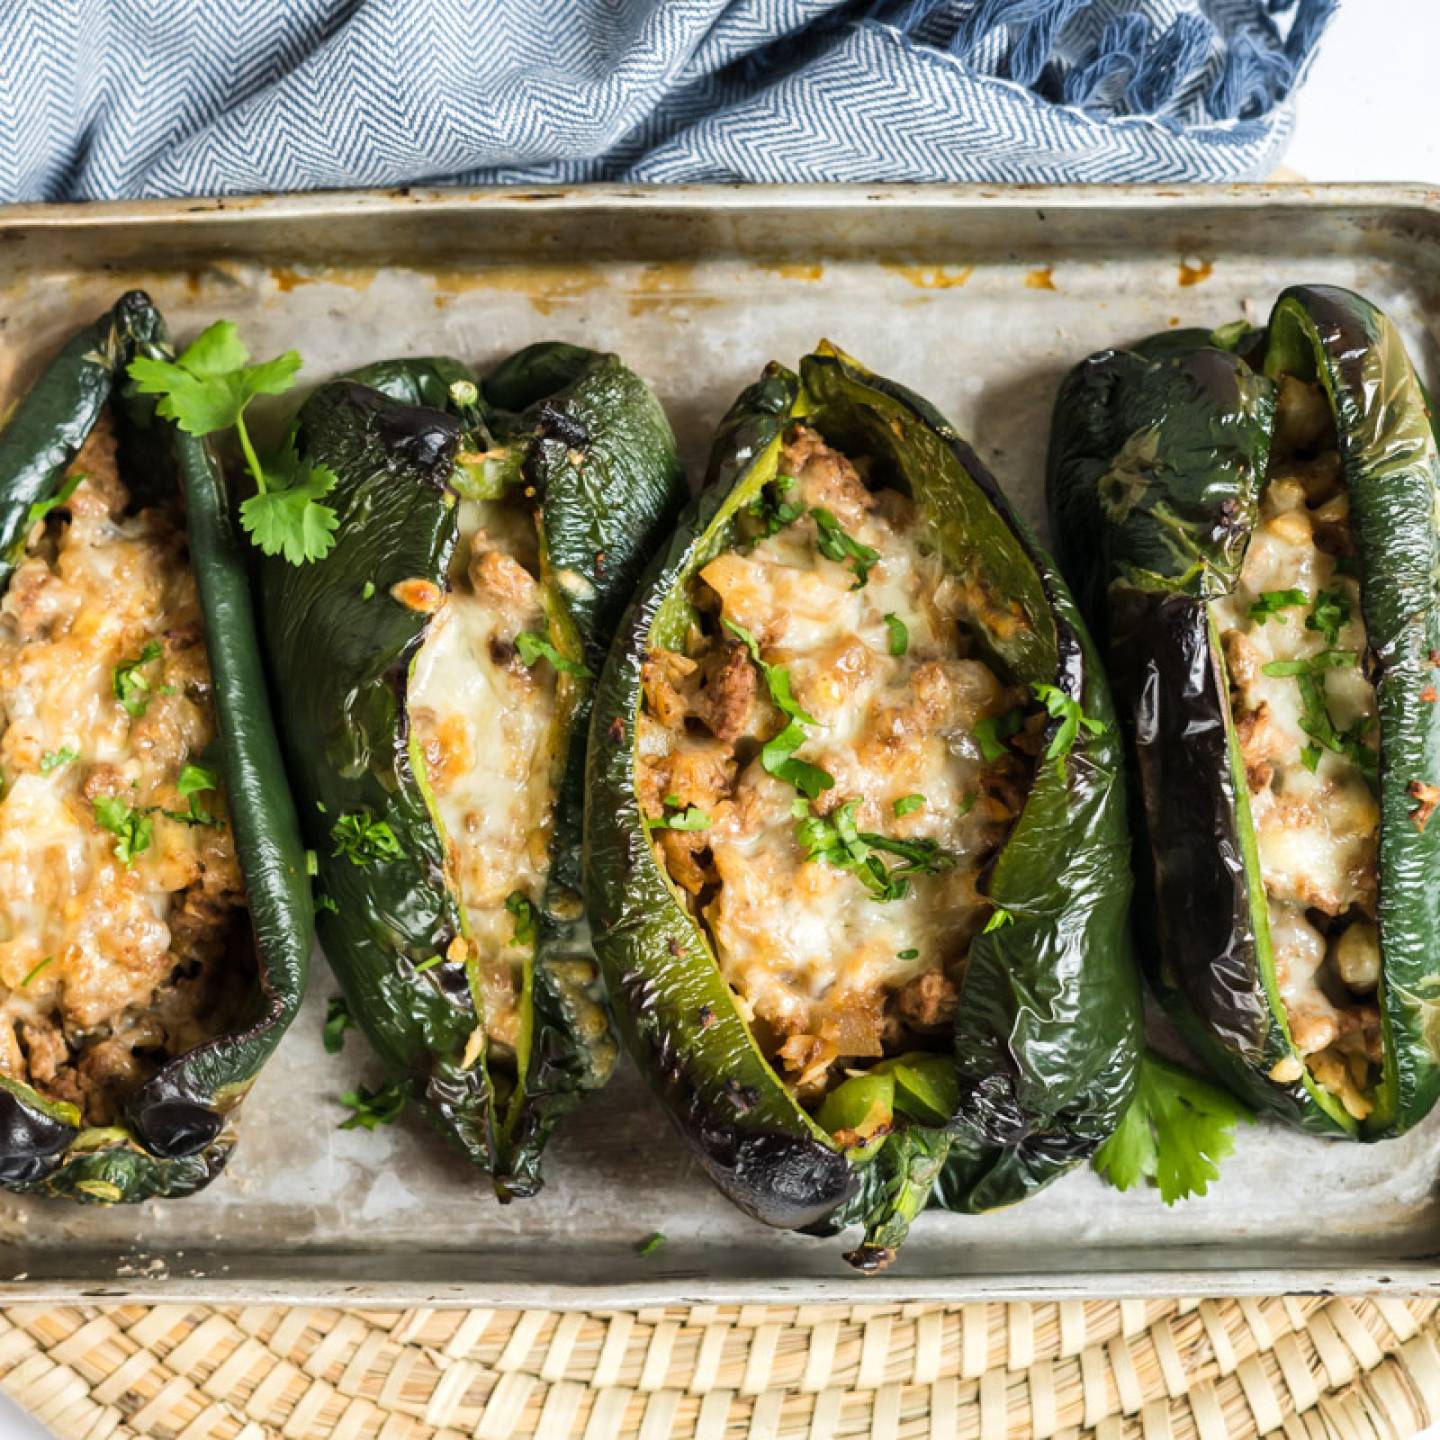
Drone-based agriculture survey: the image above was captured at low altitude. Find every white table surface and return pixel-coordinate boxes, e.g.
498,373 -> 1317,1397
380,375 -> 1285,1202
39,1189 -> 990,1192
1,6 -> 1435,1438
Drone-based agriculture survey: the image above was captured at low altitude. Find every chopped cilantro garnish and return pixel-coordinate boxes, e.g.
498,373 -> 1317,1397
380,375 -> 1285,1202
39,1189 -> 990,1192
19,956 -> 54,988
1307,588 -> 1351,646
1032,682 -> 1105,773
22,473 -> 84,536
810,507 -> 878,588
127,322 -> 338,566
894,794 -> 924,817
796,799 -> 955,903
982,907 -> 1015,933
883,612 -> 908,657
1261,650 -> 1355,678
506,891 -> 537,947
515,629 -> 592,677
338,1081 -> 408,1132
646,801 -> 712,832
93,794 -> 153,866
315,893 -> 339,915
112,642 -> 163,718
322,995 -> 352,1054
636,1231 -> 667,1256
361,580 -> 376,600
1300,744 -> 1322,773
162,761 -> 222,828
331,811 -> 403,866
896,948 -> 919,961
1093,1052 -> 1251,1203
973,708 -> 1023,762
746,477 -> 803,538
1247,588 -> 1307,625
413,955 -> 443,974
38,746 -> 76,776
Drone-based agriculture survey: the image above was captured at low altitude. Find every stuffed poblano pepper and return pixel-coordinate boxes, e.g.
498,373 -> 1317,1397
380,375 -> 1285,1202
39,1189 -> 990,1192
259,346 -> 685,1197
587,343 -> 1141,1270
1048,284 -> 1440,1138
0,292 -> 312,1202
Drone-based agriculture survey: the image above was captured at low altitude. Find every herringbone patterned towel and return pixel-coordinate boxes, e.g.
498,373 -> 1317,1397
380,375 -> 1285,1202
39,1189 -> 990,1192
0,0 -> 1333,202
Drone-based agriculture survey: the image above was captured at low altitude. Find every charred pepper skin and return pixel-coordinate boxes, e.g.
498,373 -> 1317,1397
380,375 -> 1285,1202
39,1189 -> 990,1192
586,344 -> 1142,1266
1047,283 -> 1440,1139
0,291 -> 314,1203
258,349 -> 686,1198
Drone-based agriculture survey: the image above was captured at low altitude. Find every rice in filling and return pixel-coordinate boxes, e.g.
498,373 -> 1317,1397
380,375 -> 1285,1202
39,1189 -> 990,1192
638,425 -> 1034,1104
1213,375 -> 1382,1119
0,415 -> 248,1127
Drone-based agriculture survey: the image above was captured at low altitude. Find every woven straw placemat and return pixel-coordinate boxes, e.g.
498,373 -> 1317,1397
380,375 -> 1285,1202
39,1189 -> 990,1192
0,1298 -> 1437,1440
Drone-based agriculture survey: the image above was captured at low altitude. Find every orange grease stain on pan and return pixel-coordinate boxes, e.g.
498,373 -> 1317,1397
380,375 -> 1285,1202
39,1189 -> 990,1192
759,261 -> 825,281
1025,266 -> 1056,290
1179,258 -> 1214,287
268,265 -> 377,294
427,264 -> 605,315
884,263 -> 974,289
627,261 -> 722,316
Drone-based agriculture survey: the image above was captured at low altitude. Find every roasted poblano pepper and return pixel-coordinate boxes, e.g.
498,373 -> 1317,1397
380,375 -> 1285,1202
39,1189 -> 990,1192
1048,284 -> 1440,1138
587,344 -> 1141,1269
259,345 -> 685,1197
0,291 -> 312,1201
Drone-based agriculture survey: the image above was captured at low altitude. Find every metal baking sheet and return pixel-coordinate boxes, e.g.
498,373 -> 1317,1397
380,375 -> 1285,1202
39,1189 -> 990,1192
0,182 -> 1438,1307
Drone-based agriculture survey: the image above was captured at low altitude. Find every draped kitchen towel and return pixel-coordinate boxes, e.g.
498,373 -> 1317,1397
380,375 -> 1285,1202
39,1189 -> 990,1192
0,0 -> 1334,202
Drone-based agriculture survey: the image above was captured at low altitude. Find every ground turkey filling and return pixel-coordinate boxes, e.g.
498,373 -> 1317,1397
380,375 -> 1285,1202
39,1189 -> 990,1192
1214,375 -> 1382,1120
409,496 -> 561,1060
639,425 -> 1033,1105
0,415 -> 248,1127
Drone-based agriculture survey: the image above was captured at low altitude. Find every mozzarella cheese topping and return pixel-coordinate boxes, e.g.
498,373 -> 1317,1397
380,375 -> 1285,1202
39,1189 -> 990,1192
1211,376 -> 1381,1118
640,427 -> 1029,1098
0,416 -> 245,1125
409,498 -> 560,1053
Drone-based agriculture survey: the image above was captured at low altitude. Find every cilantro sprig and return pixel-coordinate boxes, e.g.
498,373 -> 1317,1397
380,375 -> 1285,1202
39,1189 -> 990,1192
331,811 -> 404,866
1093,1053 -> 1252,1203
127,321 -> 338,566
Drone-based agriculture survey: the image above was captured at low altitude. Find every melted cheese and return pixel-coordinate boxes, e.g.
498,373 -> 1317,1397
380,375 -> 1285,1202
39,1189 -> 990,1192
409,498 -> 559,1052
644,428 -> 1027,1090
0,419 -> 244,1124
1210,399 -> 1381,1118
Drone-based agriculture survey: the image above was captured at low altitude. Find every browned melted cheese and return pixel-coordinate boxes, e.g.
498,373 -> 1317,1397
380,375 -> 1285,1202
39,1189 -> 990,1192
639,426 -> 1031,1099
0,416 -> 247,1126
1212,376 -> 1382,1118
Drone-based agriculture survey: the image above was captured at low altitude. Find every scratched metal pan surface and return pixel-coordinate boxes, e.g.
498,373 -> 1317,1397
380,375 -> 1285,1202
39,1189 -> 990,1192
0,184 -> 1438,1308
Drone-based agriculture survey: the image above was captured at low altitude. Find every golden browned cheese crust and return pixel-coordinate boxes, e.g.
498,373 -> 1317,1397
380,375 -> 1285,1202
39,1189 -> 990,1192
1212,376 -> 1382,1118
0,415 -> 247,1126
640,425 -> 1032,1103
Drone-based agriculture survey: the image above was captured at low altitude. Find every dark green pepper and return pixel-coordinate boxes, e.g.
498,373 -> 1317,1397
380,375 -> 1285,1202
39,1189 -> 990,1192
1047,284 -> 1440,1138
258,345 -> 685,1197
0,291 -> 313,1202
586,344 -> 1142,1268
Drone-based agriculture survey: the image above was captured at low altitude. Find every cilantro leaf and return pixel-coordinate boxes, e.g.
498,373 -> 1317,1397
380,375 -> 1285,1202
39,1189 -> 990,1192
1247,588 -> 1307,625
973,708 -> 1023,762
162,761 -> 222,828
1032,682 -> 1105,774
894,794 -> 924,817
515,630 -> 593,677
39,746 -> 76,776
338,1081 -> 408,1132
746,478 -> 803,539
646,802 -> 712,832
505,890 -> 537,947
883,612 -> 908,657
331,811 -> 403,866
1307,588 -> 1351,646
796,799 -> 953,903
25,472 -> 84,532
760,718 -> 834,798
1092,1053 -> 1251,1203
112,641 -> 163,718
1261,650 -> 1355,678
982,907 -> 1014,933
636,1231 -> 667,1256
93,794 -> 153,866
322,995 -> 353,1055
810,507 -> 878,588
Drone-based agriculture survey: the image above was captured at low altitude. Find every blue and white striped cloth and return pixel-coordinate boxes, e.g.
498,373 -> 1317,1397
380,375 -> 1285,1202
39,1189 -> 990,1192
0,0 -> 1334,202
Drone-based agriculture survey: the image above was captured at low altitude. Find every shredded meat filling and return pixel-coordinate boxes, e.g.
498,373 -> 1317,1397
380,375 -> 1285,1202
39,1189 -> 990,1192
0,413 -> 249,1127
639,424 -> 1033,1108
